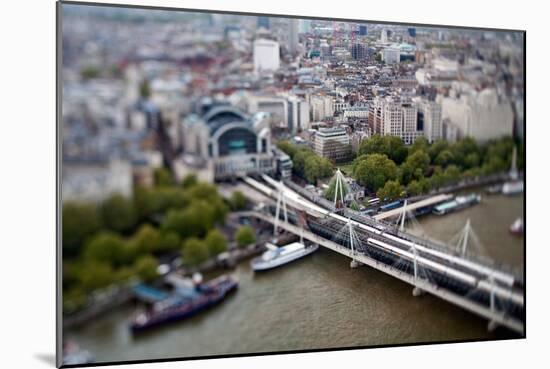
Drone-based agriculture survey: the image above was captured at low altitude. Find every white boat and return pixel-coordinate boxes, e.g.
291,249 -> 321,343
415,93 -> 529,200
509,217 -> 523,235
251,242 -> 319,271
502,180 -> 524,195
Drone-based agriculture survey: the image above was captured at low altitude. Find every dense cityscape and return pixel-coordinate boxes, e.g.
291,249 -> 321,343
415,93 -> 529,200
60,3 -> 524,366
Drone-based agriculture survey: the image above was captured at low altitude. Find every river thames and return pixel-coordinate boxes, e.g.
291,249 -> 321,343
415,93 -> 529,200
65,191 -> 523,363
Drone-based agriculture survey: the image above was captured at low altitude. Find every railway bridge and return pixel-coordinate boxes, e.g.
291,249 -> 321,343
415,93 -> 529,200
238,175 -> 525,334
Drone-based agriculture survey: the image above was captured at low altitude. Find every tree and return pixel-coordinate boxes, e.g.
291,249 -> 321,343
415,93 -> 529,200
235,225 -> 256,248
205,229 -> 227,256
409,137 -> 429,155
132,224 -> 161,255
405,150 -> 430,178
134,255 -> 159,282
376,180 -> 404,201
229,191 -> 247,211
181,174 -> 198,189
428,139 -> 449,163
161,209 -> 188,237
182,237 -> 210,266
62,202 -> 102,258
101,193 -> 137,234
434,149 -> 454,167
450,137 -> 480,168
406,180 -> 423,196
353,153 -> 398,192
159,232 -> 181,253
77,261 -> 114,292
276,140 -> 298,158
359,135 -> 408,165
304,155 -> 321,184
154,167 -> 173,187
292,149 -> 310,177
444,165 -> 461,182
84,232 -> 126,267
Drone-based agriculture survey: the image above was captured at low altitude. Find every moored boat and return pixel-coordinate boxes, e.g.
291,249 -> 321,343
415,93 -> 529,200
510,217 -> 523,235
251,242 -> 319,271
502,180 -> 524,195
433,193 -> 481,215
130,274 -> 238,333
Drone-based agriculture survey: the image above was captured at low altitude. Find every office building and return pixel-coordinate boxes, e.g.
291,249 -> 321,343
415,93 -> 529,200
314,127 -> 351,162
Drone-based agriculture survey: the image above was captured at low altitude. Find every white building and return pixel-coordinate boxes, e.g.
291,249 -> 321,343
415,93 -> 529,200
309,95 -> 334,121
440,88 -> 514,142
253,39 -> 280,73
314,127 -> 351,161
383,48 -> 400,64
344,105 -> 370,119
417,100 -> 442,143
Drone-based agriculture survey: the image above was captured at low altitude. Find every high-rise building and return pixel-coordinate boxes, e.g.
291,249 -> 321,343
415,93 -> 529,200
350,43 -> 368,60
417,101 -> 442,143
368,97 -> 427,145
314,127 -> 351,162
288,19 -> 299,56
380,28 -> 390,42
253,39 -> 280,73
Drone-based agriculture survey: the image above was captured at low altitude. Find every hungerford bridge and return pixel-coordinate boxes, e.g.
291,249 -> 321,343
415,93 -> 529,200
237,174 -> 524,334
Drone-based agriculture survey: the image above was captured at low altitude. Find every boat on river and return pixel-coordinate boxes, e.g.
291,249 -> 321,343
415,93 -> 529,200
510,217 -> 523,235
251,242 -> 319,271
432,193 -> 481,215
130,274 -> 238,333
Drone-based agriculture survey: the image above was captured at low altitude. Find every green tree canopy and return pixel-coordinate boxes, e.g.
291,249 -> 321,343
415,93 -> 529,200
134,255 -> 159,282
154,167 -> 173,187
434,149 -> 454,167
205,229 -> 227,256
229,191 -> 247,211
409,137 -> 429,155
181,174 -> 198,189
101,193 -> 137,234
132,224 -> 161,255
235,225 -> 256,248
158,232 -> 181,253
358,135 -> 408,164
77,261 -> 114,292
182,237 -> 210,266
404,150 -> 430,178
428,139 -> 449,163
84,231 -> 126,267
62,202 -> 102,258
353,153 -> 398,192
376,180 -> 404,202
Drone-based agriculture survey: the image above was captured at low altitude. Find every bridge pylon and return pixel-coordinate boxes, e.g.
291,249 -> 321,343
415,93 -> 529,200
274,181 -> 289,237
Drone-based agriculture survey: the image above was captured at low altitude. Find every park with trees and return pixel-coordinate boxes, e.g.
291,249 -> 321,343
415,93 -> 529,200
62,170 -> 252,313
277,134 -> 522,204
350,134 -> 522,200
